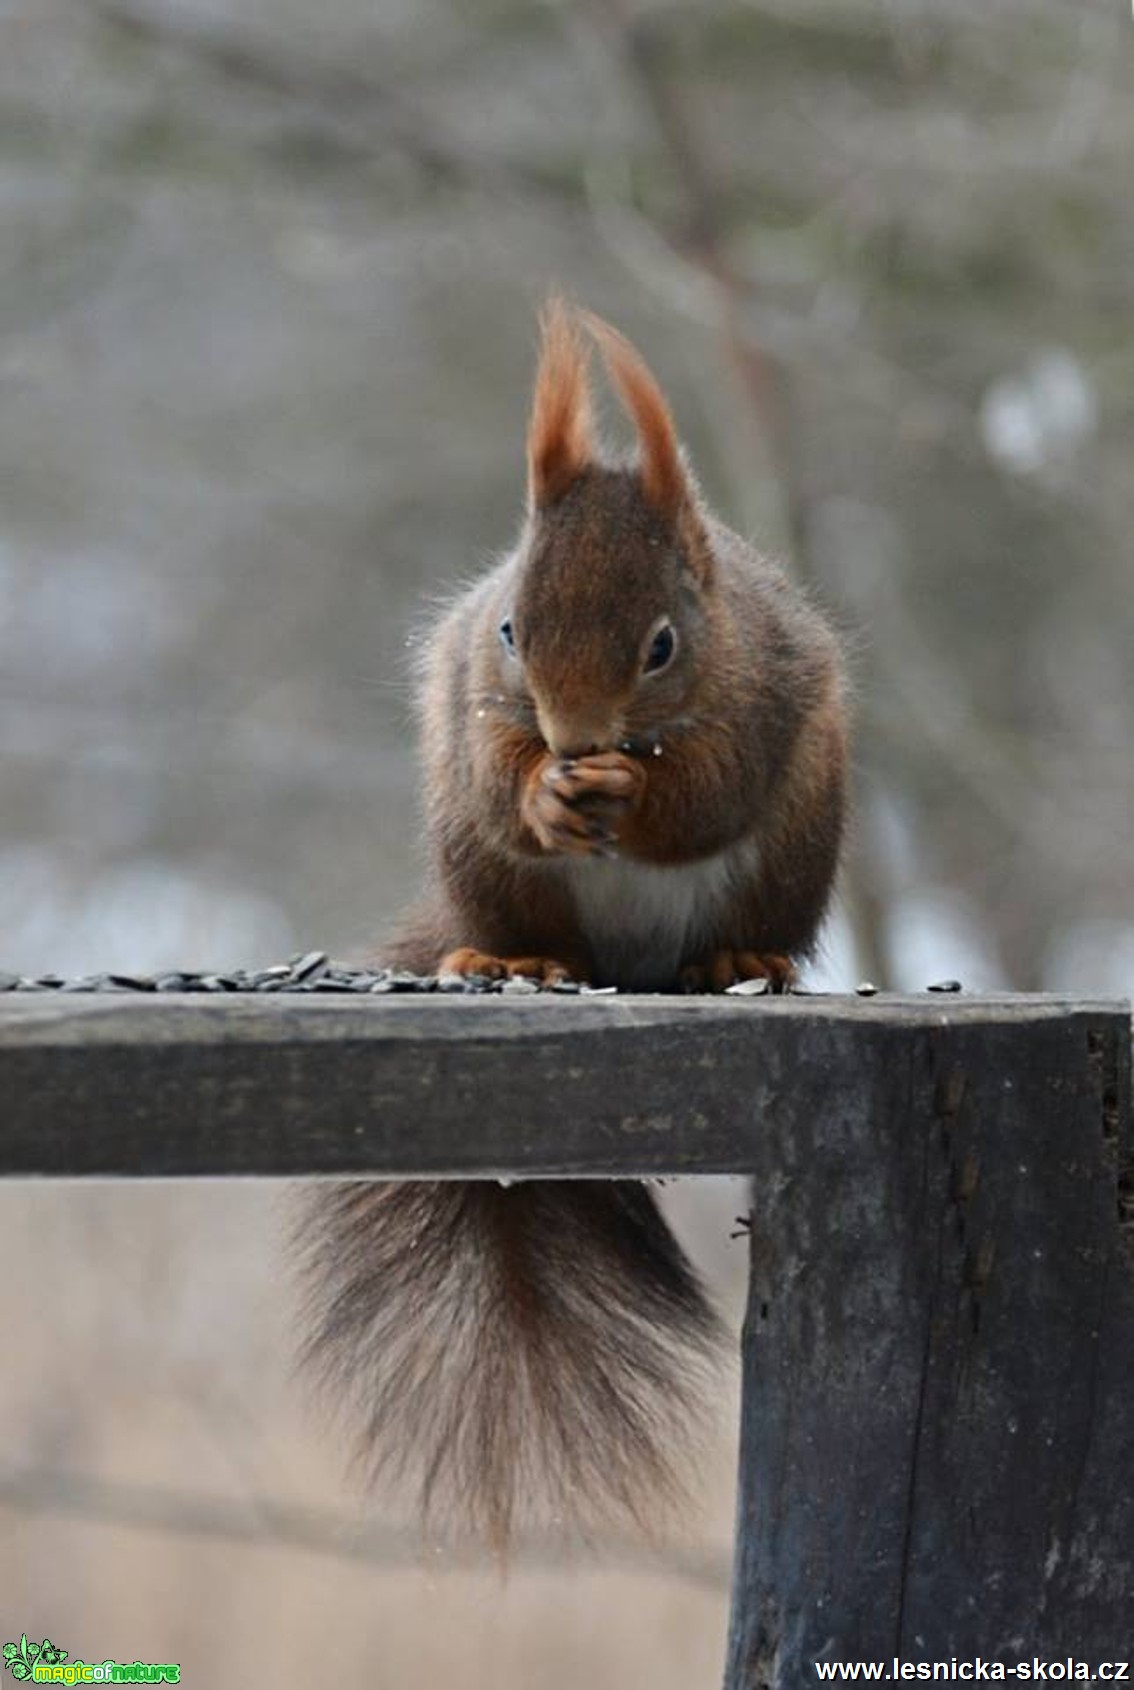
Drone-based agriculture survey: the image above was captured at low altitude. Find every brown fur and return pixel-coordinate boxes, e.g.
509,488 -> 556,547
298,301 -> 848,1551
579,309 -> 687,519
298,1182 -> 723,1552
527,297 -> 593,508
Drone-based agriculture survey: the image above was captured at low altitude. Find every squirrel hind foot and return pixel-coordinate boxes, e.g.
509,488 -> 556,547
439,948 -> 581,987
680,950 -> 796,994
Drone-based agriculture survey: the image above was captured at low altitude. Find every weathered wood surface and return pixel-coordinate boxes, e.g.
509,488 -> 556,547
0,991 -> 1126,1179
1,988 -> 1131,1668
724,998 -> 1134,1680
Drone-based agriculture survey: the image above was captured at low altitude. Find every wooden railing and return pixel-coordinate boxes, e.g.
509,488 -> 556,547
2,988 -> 1131,1683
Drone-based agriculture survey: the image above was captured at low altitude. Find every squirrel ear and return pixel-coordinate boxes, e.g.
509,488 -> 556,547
580,311 -> 688,520
527,297 -> 594,509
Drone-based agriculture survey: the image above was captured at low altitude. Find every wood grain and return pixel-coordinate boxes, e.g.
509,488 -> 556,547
1,988 -> 1130,1665
0,991 -> 1126,1179
724,1000 -> 1134,1676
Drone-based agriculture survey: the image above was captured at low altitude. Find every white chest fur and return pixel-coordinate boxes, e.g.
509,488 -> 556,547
561,840 -> 760,990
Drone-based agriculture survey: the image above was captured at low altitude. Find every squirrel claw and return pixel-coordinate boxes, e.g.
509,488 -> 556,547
439,949 -> 581,987
680,950 -> 796,994
522,755 -> 638,857
548,754 -> 645,806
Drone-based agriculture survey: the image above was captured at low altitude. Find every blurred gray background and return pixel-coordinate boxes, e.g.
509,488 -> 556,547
1,0 -> 1131,1683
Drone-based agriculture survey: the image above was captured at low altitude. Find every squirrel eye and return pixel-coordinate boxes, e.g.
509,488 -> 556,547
498,618 -> 517,657
643,622 -> 676,675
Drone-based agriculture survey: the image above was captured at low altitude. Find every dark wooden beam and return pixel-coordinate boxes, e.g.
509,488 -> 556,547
0,991 -> 1126,1180
724,994 -> 1134,1677
0,987 -> 1131,1664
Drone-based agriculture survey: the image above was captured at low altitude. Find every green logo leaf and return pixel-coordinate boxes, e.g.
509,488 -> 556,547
3,1635 -> 53,1678
2,1633 -> 71,1677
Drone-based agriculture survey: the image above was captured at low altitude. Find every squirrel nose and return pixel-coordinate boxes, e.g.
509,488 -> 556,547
553,737 -> 601,758
537,709 -> 612,760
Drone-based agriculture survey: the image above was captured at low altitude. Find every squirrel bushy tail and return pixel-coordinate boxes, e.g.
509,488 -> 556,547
297,1178 -> 724,1550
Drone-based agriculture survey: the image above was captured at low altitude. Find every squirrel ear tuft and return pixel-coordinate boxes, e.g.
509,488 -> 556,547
580,312 -> 688,519
527,297 -> 594,508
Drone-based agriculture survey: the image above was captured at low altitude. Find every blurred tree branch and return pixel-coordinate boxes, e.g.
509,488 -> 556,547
0,1462 -> 730,1591
568,0 -> 898,984
18,0 -> 1128,992
83,0 -> 575,199
560,0 -> 1131,987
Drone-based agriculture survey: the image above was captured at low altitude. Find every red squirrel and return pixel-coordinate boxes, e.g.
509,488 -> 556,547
300,301 -> 848,1551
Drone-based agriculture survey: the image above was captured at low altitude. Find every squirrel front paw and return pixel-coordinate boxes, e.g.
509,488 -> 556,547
521,751 -> 646,858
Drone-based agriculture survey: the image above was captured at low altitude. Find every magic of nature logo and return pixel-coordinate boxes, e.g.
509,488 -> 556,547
3,1638 -> 180,1684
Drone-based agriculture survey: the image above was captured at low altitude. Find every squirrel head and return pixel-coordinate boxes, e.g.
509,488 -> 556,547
502,300 -> 713,759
